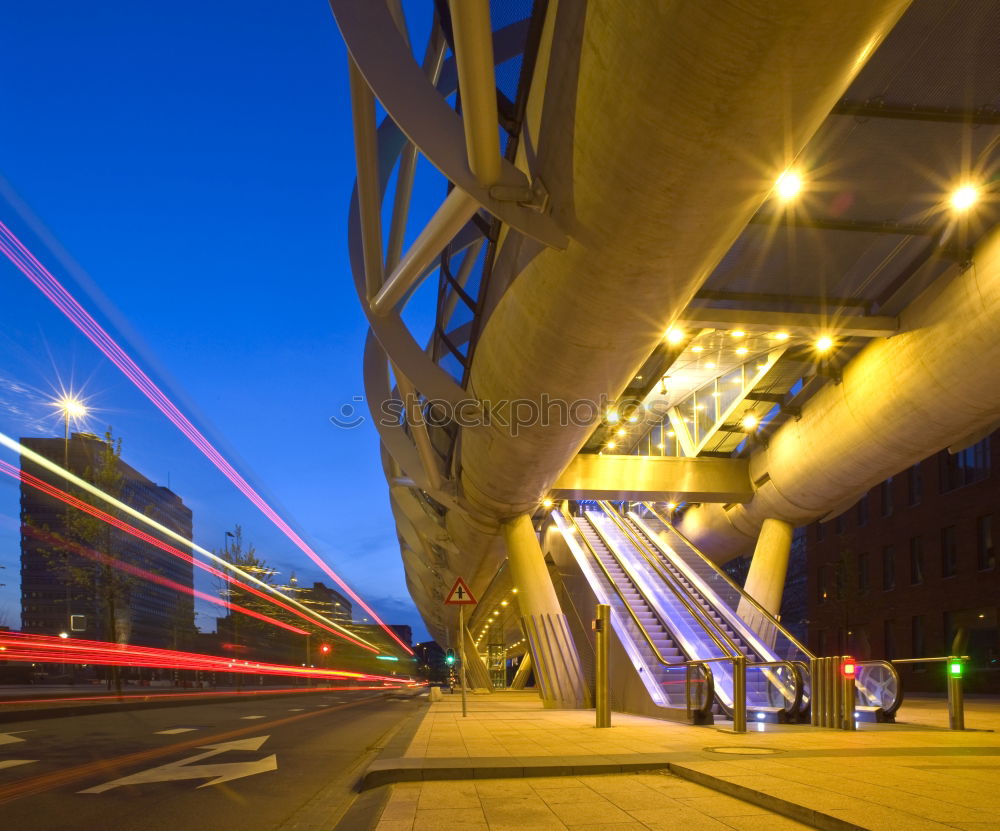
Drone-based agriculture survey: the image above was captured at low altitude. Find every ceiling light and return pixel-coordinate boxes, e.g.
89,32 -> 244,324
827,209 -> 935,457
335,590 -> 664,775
627,414 -> 638,423
735,346 -> 748,355
606,440 -> 617,450
666,502 -> 677,510
950,184 -> 979,212
730,330 -> 746,338
741,413 -> 759,431
815,335 -> 834,353
616,428 -> 626,437
666,328 -> 685,344
606,409 -> 619,423
542,497 -> 554,509
772,331 -> 790,341
501,600 -> 508,607
691,345 -> 704,353
775,169 -> 803,202
656,442 -> 665,449
666,431 -> 675,438
705,361 -> 716,369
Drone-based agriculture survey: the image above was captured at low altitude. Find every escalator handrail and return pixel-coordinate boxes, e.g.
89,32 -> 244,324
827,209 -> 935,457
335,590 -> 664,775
856,658 -> 904,716
563,511 -> 717,721
602,504 -> 801,719
563,510 -> 690,669
643,504 -> 815,660
747,660 -> 804,714
596,503 -> 741,660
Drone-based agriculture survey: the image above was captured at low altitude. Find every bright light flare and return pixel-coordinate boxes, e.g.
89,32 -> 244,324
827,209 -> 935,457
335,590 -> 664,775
666,328 -> 685,344
55,395 -> 88,419
741,413 -> 759,431
815,336 -> 834,353
775,170 -> 803,202
950,184 -> 979,212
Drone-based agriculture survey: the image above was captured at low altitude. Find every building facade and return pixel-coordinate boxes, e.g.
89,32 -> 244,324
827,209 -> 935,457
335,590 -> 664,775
19,432 -> 195,649
805,435 -> 999,692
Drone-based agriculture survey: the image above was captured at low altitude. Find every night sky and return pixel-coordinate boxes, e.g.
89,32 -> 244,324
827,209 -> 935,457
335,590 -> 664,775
0,2 -> 439,643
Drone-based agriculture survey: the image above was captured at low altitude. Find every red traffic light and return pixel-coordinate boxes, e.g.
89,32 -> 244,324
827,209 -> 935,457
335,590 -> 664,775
840,658 -> 857,678
320,644 -> 331,654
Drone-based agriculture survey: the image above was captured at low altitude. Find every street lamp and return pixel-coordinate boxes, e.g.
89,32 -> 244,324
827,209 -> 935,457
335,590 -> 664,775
55,395 -> 88,469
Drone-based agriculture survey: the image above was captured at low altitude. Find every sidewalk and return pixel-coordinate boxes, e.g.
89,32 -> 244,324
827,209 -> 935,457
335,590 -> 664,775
363,691 -> 1000,831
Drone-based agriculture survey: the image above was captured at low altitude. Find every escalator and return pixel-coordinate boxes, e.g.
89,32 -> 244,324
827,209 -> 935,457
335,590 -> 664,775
555,502 -> 902,725
631,502 -> 901,723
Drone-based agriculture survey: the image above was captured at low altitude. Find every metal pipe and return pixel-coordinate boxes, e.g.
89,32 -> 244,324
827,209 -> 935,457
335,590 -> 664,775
447,0 -> 502,188
372,188 -> 480,316
347,55 -> 384,300
392,368 -> 443,492
731,654 -> 746,733
595,604 -> 610,728
459,604 -> 467,717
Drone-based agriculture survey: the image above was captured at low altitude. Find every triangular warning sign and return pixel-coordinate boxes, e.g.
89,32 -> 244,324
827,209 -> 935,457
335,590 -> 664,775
444,577 -> 477,605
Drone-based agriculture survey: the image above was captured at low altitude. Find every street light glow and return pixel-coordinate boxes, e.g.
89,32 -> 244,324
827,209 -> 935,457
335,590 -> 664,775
815,335 -> 834,353
775,170 -> 803,202
56,395 -> 88,419
950,184 -> 979,212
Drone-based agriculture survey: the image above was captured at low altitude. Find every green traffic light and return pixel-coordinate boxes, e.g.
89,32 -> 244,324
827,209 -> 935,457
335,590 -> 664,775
949,661 -> 963,677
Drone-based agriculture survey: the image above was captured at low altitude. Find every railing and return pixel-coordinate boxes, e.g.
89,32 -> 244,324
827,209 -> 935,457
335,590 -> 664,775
891,656 -> 968,729
597,503 -> 802,721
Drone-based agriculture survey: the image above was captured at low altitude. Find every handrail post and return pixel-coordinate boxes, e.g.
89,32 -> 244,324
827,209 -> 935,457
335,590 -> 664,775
947,656 -> 965,730
732,655 -> 747,733
595,604 -> 611,728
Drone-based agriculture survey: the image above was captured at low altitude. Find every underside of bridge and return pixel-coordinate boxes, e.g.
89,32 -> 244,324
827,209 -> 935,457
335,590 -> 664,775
333,0 -> 1000,710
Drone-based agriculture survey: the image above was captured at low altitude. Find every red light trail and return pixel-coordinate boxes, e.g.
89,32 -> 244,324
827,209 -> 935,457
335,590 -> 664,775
0,220 -> 412,655
0,632 -> 406,682
0,459 -> 377,652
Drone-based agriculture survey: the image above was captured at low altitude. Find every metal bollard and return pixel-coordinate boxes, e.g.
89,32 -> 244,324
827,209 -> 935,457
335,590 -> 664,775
732,655 -> 747,733
947,656 -> 965,731
819,658 -> 829,728
810,658 -> 820,727
833,656 -> 843,729
843,663 -> 857,731
595,604 -> 610,728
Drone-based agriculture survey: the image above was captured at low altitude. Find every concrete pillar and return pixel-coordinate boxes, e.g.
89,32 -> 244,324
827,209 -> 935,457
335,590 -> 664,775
737,518 -> 793,647
503,514 -> 589,708
462,625 -> 493,692
510,651 -> 533,690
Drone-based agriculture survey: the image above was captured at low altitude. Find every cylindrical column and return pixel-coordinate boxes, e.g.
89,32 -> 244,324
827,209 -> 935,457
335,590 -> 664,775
843,669 -> 857,731
810,658 -> 819,727
732,655 -> 747,734
595,604 -> 610,728
832,656 -> 842,730
503,514 -> 589,709
948,657 -> 965,730
738,519 -> 794,646
822,658 -> 833,728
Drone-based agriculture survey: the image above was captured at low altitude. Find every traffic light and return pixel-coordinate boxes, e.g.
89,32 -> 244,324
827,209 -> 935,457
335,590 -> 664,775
445,648 -> 455,666
949,660 -> 963,678
320,644 -> 331,655
840,657 -> 856,679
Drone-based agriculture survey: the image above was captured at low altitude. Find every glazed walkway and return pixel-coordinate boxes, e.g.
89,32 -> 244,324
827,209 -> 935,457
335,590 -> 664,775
363,691 -> 1000,831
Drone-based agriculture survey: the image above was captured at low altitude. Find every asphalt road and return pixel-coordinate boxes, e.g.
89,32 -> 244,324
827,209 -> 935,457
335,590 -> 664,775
0,687 -> 426,830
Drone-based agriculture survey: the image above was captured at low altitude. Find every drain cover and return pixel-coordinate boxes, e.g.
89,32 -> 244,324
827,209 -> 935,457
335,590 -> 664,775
703,746 -> 783,755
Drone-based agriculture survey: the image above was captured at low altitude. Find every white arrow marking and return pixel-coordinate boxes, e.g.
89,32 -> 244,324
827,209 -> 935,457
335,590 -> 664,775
79,736 -> 276,793
0,759 -> 37,770
0,732 -> 30,746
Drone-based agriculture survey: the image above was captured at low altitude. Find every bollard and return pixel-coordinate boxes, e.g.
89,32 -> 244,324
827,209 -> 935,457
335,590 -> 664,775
832,656 -> 843,729
810,658 -> 820,727
841,657 -> 857,731
732,655 -> 747,733
595,604 -> 610,728
819,658 -> 829,728
947,657 -> 965,730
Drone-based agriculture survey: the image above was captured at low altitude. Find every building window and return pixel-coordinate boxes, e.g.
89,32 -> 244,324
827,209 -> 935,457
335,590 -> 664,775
941,525 -> 958,578
909,537 -> 923,585
907,464 -> 922,506
939,438 -> 991,492
817,565 -> 828,603
883,619 -> 896,660
911,615 -> 925,658
977,515 -> 995,571
882,545 -> 895,591
880,477 -> 893,517
856,494 -> 869,527
857,552 -> 869,593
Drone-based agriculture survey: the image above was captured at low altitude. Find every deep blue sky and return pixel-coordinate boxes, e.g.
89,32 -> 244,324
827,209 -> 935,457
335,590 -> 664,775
0,2 -> 436,643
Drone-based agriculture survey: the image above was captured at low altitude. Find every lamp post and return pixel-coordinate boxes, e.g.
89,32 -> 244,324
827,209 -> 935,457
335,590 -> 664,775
55,395 -> 88,470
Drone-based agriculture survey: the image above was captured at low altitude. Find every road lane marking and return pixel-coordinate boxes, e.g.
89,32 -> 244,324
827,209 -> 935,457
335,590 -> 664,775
0,733 -> 30,746
0,761 -> 37,771
240,715 -> 266,720
0,694 -> 384,805
287,708 -> 304,712
156,729 -> 197,735
80,736 -> 276,793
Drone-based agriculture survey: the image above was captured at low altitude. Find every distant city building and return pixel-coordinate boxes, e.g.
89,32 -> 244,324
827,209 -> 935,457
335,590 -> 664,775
805,434 -> 999,692
19,433 -> 195,649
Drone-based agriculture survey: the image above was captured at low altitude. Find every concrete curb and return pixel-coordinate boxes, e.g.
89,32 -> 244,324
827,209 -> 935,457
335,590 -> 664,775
360,754 -> 865,831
